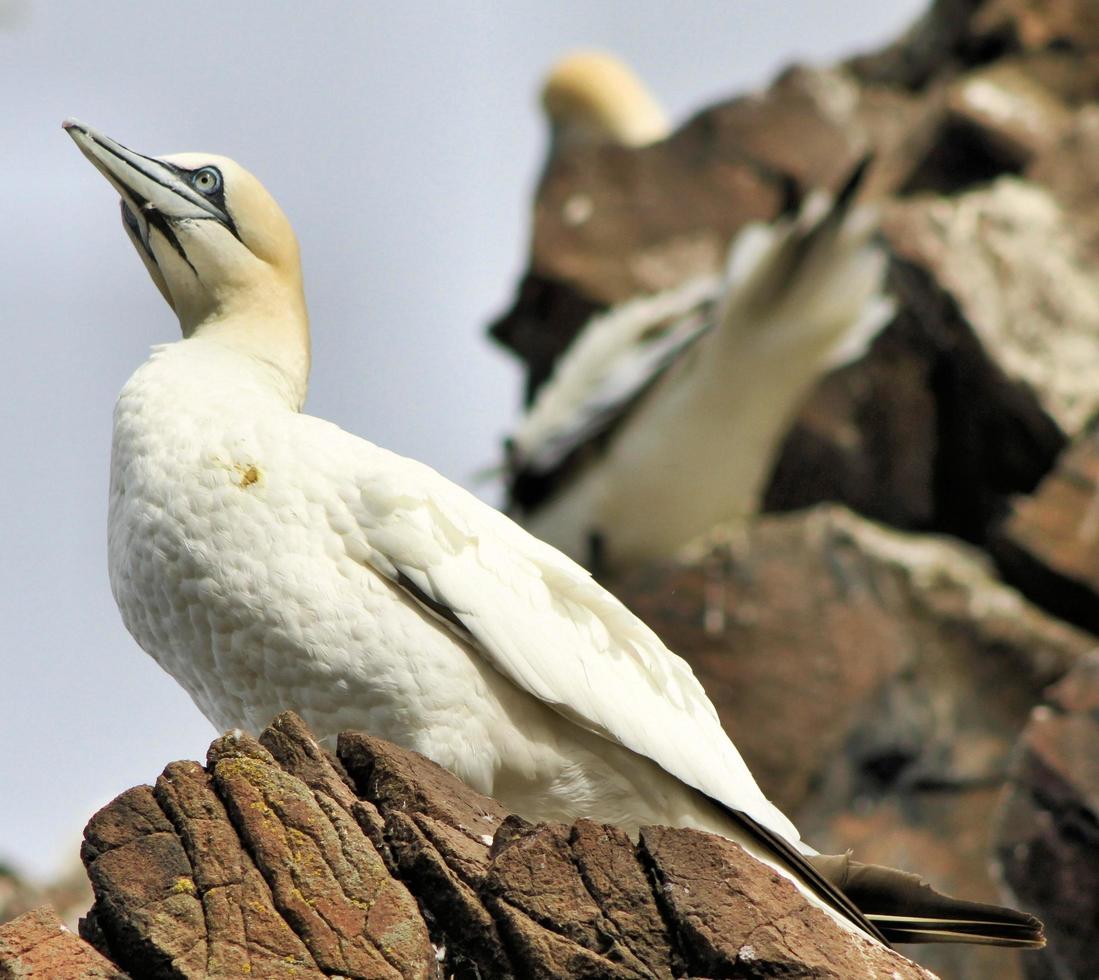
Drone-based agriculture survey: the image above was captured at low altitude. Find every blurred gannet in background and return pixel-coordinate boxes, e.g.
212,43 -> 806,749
541,50 -> 669,150
506,159 -> 895,571
66,120 -> 1042,950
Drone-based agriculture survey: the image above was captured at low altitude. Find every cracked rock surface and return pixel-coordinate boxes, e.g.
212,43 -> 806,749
48,712 -> 937,979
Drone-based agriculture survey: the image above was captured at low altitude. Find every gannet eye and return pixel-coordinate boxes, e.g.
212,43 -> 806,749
191,167 -> 221,195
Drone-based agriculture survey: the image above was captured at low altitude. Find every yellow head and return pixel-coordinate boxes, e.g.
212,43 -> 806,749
64,120 -> 305,338
541,50 -> 669,150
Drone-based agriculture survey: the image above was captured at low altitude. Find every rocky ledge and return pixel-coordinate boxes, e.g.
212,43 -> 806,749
1,712 -> 936,979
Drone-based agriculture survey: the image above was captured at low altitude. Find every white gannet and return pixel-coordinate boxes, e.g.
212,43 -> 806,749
66,120 -> 1042,950
506,158 -> 895,572
541,50 -> 669,150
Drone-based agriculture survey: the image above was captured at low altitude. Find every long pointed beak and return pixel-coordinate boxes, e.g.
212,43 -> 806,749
63,119 -> 229,226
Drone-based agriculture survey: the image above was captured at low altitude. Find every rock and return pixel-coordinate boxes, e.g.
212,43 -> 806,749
848,0 -> 1099,88
75,711 -> 940,979
896,60 -> 1073,197
482,820 -> 677,979
971,0 -> 1099,54
339,730 -> 515,980
640,826 -> 921,979
763,257 -> 1065,543
0,856 -> 94,933
883,179 -> 1099,438
80,725 -> 436,980
943,62 -> 1073,168
0,904 -> 128,979
1028,106 -> 1099,253
994,652 -> 1099,980
609,504 -> 1086,979
759,177 -> 1099,546
991,417 -> 1099,634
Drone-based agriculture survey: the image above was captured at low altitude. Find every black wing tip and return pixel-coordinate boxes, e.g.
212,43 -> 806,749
834,152 -> 874,211
875,921 -> 1046,948
838,857 -> 1046,948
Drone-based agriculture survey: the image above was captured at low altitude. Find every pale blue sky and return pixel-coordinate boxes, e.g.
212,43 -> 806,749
0,0 -> 925,880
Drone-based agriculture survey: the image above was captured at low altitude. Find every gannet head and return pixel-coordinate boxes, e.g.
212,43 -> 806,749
541,50 -> 669,150
63,120 -> 305,338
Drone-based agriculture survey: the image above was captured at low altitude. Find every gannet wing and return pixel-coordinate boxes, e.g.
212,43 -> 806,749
508,277 -> 720,476
350,446 -> 799,842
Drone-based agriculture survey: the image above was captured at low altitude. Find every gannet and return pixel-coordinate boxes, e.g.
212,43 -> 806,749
506,161 -> 895,571
66,120 -> 1042,951
541,50 -> 669,150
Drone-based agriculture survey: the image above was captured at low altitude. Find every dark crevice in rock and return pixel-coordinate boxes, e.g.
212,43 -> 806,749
899,117 -> 1026,195
991,530 -> 1099,638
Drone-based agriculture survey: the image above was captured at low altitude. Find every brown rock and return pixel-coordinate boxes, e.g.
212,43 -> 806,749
972,0 -> 1099,53
640,826 -> 930,978
339,731 -> 514,979
0,905 -> 128,979
994,652 -> 1099,979
1028,105 -> 1099,253
76,712 -> 948,979
80,724 -> 436,980
883,180 -> 1099,439
615,505 -> 1083,813
206,732 -> 432,979
483,820 -> 677,979
764,257 -> 1065,542
845,0 -> 993,89
610,505 -> 1085,979
944,61 -> 1073,166
848,0 -> 1099,89
992,414 -> 1099,635
894,59 -> 1073,197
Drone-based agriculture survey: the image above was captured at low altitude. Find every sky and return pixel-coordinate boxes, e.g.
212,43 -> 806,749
0,0 -> 926,881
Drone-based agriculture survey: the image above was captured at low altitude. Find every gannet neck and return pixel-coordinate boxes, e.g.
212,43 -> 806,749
193,303 -> 311,411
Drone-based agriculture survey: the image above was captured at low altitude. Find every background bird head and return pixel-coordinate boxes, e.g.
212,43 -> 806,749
541,50 -> 670,150
64,120 -> 304,337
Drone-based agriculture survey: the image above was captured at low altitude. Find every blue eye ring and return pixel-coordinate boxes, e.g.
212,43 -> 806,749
191,167 -> 221,195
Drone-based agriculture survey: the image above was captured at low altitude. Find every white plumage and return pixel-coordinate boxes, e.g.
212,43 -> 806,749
110,337 -> 796,843
66,119 -> 1044,952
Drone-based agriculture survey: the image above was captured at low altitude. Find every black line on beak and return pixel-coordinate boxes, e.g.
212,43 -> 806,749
122,185 -> 198,276
121,201 -> 156,264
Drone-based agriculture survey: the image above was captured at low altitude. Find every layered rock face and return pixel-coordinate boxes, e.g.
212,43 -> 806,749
1,713 -> 937,979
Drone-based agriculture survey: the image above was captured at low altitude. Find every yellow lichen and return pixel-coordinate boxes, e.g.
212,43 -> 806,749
171,877 -> 196,895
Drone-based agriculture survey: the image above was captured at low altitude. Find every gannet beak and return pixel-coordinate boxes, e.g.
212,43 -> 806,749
63,119 -> 233,267
64,120 -> 229,222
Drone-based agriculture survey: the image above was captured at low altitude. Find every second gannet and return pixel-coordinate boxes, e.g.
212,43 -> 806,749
66,119 -> 1042,952
506,159 -> 895,571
